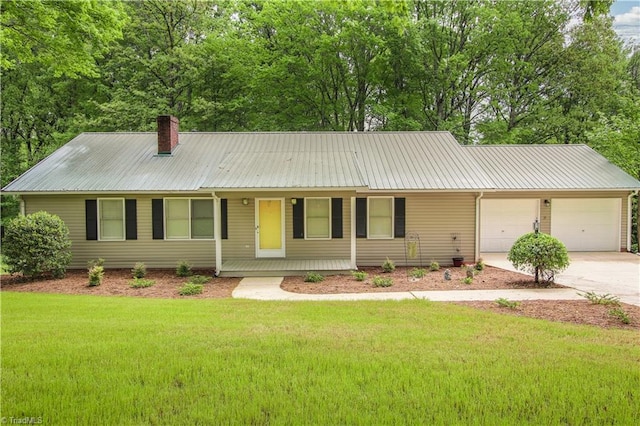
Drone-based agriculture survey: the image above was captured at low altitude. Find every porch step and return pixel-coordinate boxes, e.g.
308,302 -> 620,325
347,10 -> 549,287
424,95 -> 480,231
219,259 -> 353,277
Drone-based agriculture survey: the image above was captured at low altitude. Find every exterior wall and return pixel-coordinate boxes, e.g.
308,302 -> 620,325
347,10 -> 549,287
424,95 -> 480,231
480,191 -> 630,250
23,194 -> 217,269
356,192 -> 477,267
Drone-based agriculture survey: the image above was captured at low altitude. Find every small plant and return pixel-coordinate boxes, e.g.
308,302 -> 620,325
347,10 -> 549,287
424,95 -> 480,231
443,269 -> 451,281
579,291 -> 620,306
130,278 -> 156,288
381,257 -> 396,273
188,275 -> 212,285
132,262 -> 147,279
462,276 -> 473,285
88,265 -> 104,287
304,272 -> 325,283
410,268 -> 426,279
495,298 -> 520,309
176,260 -> 192,277
429,261 -> 440,272
609,307 -> 631,324
474,259 -> 485,271
179,282 -> 203,296
372,276 -> 393,287
351,270 -> 368,281
465,266 -> 474,279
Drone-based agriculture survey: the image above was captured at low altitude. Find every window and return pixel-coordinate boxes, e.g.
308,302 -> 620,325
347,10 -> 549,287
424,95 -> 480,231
165,198 -> 214,240
368,197 -> 393,239
305,198 -> 331,239
98,199 -> 125,240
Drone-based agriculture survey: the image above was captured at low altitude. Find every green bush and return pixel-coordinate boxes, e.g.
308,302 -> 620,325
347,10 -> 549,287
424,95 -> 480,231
474,259 -> 485,271
2,211 -> 72,278
130,278 -> 156,288
609,307 -> 631,324
132,262 -> 146,279
507,232 -> 569,284
495,298 -> 520,309
579,291 -> 620,306
188,275 -> 212,285
429,261 -> 440,272
304,272 -> 325,283
381,257 -> 395,273
410,268 -> 426,279
462,276 -> 473,285
176,260 -> 192,277
88,265 -> 104,287
351,270 -> 368,281
179,282 -> 203,296
372,276 -> 393,287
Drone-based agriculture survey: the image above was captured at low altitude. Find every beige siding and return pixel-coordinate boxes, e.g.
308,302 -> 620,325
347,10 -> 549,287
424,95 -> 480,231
357,193 -> 477,267
481,191 -> 630,250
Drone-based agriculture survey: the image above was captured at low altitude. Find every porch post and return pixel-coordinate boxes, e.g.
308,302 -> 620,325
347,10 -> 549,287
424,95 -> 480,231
213,193 -> 222,275
351,196 -> 357,269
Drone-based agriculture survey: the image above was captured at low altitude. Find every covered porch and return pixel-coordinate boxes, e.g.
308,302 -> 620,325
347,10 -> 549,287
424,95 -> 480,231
218,258 -> 353,277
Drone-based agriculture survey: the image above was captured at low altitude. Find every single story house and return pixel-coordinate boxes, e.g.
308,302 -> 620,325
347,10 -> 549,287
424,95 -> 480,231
3,116 -> 639,276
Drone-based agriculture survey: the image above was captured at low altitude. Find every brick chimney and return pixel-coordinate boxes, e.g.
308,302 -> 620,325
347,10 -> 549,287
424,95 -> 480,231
157,115 -> 179,154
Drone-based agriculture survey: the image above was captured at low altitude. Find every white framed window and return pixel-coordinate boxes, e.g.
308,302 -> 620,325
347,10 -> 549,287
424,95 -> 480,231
368,196 -> 394,239
305,197 -> 331,239
165,198 -> 214,240
98,198 -> 125,241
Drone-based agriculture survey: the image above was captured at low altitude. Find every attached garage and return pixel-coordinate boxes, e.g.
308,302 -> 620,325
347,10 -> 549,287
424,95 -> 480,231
480,199 -> 539,252
551,198 -> 621,251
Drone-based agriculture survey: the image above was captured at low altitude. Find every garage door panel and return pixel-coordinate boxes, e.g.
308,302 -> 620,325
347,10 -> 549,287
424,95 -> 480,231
481,199 -> 539,252
550,199 -> 620,251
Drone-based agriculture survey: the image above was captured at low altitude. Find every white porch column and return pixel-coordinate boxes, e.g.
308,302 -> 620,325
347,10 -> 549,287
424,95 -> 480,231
213,193 -> 222,275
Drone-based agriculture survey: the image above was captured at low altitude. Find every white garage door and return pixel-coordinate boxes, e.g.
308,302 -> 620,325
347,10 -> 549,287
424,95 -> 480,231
551,198 -> 620,251
481,199 -> 539,252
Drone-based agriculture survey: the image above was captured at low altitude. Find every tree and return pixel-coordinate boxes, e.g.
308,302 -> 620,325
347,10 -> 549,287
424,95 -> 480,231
508,232 -> 570,284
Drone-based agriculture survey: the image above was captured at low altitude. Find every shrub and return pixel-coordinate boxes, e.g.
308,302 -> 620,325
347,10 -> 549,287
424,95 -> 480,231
381,257 -> 395,273
2,211 -> 72,278
189,275 -> 211,285
372,276 -> 393,287
462,276 -> 473,285
130,278 -> 156,288
351,270 -> 368,281
179,282 -> 203,296
176,260 -> 192,277
495,298 -> 520,309
304,272 -> 325,283
88,265 -> 104,287
429,261 -> 440,272
507,232 -> 569,284
410,268 -> 426,279
609,307 -> 631,324
579,291 -> 620,306
474,259 -> 485,271
132,262 -> 146,279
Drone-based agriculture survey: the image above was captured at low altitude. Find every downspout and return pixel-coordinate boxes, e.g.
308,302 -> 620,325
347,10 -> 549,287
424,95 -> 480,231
212,192 -> 222,276
474,192 -> 484,262
628,190 -> 638,252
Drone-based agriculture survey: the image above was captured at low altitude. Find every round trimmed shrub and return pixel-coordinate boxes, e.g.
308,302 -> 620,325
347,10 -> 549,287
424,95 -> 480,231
3,211 -> 72,278
507,232 -> 569,284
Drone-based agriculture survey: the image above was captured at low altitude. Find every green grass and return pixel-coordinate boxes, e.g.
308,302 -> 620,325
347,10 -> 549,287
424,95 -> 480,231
2,292 -> 639,425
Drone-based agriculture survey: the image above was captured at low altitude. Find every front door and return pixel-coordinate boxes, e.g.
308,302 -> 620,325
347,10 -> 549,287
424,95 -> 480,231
255,198 -> 285,258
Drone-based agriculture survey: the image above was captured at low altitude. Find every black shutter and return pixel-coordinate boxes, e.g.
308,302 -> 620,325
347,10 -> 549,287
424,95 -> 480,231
125,199 -> 137,240
394,197 -> 406,238
85,200 -> 98,240
356,198 -> 367,238
331,198 -> 343,239
221,199 -> 228,240
152,199 -> 164,240
293,198 -> 304,239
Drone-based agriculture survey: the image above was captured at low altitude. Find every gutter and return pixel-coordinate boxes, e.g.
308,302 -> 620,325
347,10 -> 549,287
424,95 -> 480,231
628,190 -> 639,252
475,191 -> 484,261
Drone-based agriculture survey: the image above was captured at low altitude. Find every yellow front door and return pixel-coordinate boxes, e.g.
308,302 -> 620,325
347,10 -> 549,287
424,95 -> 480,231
256,198 -> 285,257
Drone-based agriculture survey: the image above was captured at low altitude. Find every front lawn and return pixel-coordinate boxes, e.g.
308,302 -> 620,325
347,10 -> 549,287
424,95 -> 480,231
1,292 -> 638,424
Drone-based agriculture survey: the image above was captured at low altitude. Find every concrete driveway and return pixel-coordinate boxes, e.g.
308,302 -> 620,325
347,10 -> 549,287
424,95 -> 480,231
482,252 -> 640,306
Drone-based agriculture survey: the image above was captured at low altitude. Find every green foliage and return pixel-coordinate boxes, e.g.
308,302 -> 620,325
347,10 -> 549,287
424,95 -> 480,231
372,276 -> 393,287
176,260 -> 192,277
507,233 -> 570,284
304,272 -> 325,283
2,211 -> 72,278
579,291 -> 621,306
410,268 -> 426,279
608,307 -> 630,324
495,298 -> 521,309
351,270 -> 368,282
188,275 -> 212,285
131,262 -> 146,279
429,261 -> 440,271
381,257 -> 396,273
129,278 -> 156,289
179,283 -> 203,296
474,259 -> 485,271
462,277 -> 473,285
88,265 -> 104,287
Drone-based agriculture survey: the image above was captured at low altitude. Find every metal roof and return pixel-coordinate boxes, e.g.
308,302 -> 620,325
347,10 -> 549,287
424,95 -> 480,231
466,144 -> 640,190
3,132 -> 638,193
